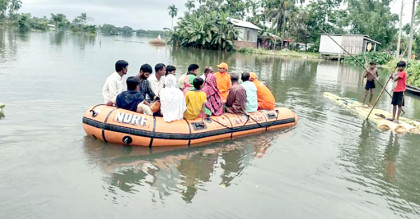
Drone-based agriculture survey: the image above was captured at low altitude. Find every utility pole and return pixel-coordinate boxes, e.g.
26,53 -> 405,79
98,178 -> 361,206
396,0 -> 404,59
407,0 -> 416,60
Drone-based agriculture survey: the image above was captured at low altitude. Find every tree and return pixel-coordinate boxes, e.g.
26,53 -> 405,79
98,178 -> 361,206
185,0 -> 195,12
168,4 -> 178,28
0,0 -> 9,18
7,0 -> 20,18
50,13 -> 69,29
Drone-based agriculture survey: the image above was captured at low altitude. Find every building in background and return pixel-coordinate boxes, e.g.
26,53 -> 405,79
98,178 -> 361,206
230,19 -> 260,49
319,34 -> 381,59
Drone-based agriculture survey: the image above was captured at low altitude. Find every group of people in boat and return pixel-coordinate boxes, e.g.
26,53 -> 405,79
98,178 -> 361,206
102,60 -> 276,122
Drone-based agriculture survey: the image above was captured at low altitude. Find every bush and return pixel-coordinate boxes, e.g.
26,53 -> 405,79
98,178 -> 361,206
343,52 -> 393,65
406,61 -> 420,87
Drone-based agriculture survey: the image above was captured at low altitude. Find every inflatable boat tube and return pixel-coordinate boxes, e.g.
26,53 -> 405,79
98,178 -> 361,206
82,105 -> 298,147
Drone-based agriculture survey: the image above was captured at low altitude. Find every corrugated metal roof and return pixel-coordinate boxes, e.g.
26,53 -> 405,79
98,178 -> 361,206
230,18 -> 261,30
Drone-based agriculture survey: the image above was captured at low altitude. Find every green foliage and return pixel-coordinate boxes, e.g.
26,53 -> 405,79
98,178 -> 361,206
70,13 -> 96,34
50,13 -> 70,29
171,11 -> 238,50
406,61 -> 420,87
343,52 -> 392,65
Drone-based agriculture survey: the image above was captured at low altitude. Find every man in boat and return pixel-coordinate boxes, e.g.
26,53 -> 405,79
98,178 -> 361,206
165,65 -> 176,76
102,60 -> 128,106
214,62 -> 232,102
362,61 -> 379,106
249,72 -> 276,110
136,64 -> 155,115
200,66 -> 214,80
241,72 -> 258,113
389,61 -> 407,123
116,76 -> 145,112
148,63 -> 166,97
226,73 -> 246,114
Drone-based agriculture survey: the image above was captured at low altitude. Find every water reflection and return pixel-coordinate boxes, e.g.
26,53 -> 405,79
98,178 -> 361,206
83,132 -> 278,203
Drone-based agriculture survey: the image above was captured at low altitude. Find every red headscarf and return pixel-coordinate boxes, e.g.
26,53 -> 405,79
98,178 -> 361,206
202,74 -> 224,116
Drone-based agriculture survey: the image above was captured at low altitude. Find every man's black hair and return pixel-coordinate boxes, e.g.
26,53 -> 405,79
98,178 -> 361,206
126,76 -> 140,91
166,65 -> 176,73
115,60 -> 129,72
204,66 -> 212,73
369,61 -> 376,65
397,61 -> 406,68
193,77 -> 204,89
140,64 -> 153,73
155,63 -> 166,73
188,64 -> 199,72
241,72 -> 250,82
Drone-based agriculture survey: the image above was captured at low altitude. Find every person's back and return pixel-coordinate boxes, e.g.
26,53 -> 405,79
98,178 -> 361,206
249,72 -> 275,110
214,62 -> 231,102
116,76 -> 143,112
184,77 -> 207,120
226,73 -> 247,114
241,72 -> 258,113
160,75 -> 186,122
102,60 -> 128,106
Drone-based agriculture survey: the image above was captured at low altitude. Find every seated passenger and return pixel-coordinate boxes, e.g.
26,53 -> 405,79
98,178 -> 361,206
241,72 -> 258,113
184,77 -> 207,120
148,63 -> 166,97
202,74 -> 224,116
183,64 -> 199,95
249,72 -> 276,110
200,66 -> 214,80
102,60 -> 128,106
160,75 -> 186,122
226,73 -> 246,114
137,64 -> 156,101
166,65 -> 176,76
116,76 -> 144,112
214,62 -> 231,102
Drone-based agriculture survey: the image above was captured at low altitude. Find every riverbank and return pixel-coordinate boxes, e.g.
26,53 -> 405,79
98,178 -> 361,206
237,48 -> 321,60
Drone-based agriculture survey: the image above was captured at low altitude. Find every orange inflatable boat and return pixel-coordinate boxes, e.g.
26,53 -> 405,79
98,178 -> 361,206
82,105 -> 298,147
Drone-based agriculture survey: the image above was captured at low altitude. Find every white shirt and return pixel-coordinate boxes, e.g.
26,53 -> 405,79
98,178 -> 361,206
102,72 -> 123,104
148,73 -> 165,97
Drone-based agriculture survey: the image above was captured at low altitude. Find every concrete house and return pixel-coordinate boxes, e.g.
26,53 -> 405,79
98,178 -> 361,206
230,19 -> 261,49
319,34 -> 381,58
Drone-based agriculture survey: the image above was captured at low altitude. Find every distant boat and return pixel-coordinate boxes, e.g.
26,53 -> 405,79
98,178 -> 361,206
406,84 -> 420,96
149,35 -> 166,46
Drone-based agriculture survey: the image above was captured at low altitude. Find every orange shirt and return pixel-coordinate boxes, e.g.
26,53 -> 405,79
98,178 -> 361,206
214,72 -> 232,101
253,79 -> 276,110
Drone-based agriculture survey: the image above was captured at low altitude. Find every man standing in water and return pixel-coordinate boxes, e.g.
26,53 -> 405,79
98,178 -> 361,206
214,62 -> 231,102
362,61 -> 379,106
102,60 -> 128,106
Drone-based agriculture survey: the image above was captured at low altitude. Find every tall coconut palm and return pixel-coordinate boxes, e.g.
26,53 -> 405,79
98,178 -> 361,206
168,4 -> 178,28
185,0 -> 195,12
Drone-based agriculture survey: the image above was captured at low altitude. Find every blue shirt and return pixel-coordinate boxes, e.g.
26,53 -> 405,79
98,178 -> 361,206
241,81 -> 258,113
116,90 -> 144,112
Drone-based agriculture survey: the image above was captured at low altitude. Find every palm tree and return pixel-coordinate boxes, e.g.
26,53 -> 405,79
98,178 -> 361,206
185,0 -> 195,12
168,4 -> 178,28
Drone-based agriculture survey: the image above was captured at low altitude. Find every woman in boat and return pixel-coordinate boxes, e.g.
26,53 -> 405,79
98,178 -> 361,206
183,64 -> 199,95
202,74 -> 224,116
160,74 -> 186,122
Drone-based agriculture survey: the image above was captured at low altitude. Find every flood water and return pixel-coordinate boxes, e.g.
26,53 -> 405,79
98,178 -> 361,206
1,29 -> 419,218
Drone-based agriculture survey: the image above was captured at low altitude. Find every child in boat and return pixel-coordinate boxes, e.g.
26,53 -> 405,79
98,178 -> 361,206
116,76 -> 145,112
183,64 -> 199,94
362,61 -> 379,106
389,61 -> 407,123
165,65 -> 176,76
184,77 -> 207,121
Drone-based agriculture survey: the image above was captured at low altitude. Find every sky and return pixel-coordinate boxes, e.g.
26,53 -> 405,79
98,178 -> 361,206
21,0 -> 188,30
20,0 -> 415,30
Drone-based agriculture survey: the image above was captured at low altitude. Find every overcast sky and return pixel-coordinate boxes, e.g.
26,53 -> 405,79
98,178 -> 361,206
20,0 -> 413,30
21,0 -> 188,30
